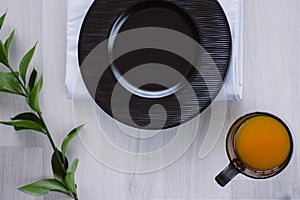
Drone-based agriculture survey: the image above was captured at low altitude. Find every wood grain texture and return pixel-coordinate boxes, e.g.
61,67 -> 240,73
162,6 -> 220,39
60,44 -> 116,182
41,0 -> 75,200
0,0 -> 299,199
0,147 -> 44,200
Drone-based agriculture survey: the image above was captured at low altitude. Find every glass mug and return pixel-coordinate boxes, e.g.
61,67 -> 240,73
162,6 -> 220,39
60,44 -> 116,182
215,112 -> 293,187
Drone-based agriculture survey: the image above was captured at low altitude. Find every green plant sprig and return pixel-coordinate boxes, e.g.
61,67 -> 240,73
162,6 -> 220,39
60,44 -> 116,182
0,11 -> 82,200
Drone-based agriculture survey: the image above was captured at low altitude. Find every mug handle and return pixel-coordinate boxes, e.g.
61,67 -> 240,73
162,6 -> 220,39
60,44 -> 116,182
215,163 -> 239,187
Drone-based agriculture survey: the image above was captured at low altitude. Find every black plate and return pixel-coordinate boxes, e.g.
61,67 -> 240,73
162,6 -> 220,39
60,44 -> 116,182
78,0 -> 232,130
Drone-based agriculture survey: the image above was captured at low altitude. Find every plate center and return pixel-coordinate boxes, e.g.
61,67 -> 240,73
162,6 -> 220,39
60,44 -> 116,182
108,1 -> 200,98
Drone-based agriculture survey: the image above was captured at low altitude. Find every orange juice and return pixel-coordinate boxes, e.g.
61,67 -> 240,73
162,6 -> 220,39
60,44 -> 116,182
235,116 -> 291,171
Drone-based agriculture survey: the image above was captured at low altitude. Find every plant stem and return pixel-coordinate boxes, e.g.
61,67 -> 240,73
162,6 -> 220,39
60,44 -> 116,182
38,112 -> 66,172
7,61 -> 79,200
38,112 -> 78,199
10,64 -> 66,172
1,22 -> 79,199
11,70 -> 78,199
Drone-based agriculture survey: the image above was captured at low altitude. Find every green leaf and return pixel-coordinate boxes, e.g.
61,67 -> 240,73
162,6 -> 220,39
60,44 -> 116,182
69,159 -> 79,174
29,75 -> 43,113
4,30 -> 15,53
0,40 -> 9,67
51,149 -> 68,183
12,112 -> 43,122
0,11 -> 6,30
28,68 -> 37,91
1,112 -> 44,132
12,112 -> 40,121
65,173 -> 76,194
61,125 -> 84,158
11,112 -> 45,131
18,179 -> 71,197
0,71 -> 24,95
0,119 -> 45,133
64,159 -> 79,194
19,43 -> 37,83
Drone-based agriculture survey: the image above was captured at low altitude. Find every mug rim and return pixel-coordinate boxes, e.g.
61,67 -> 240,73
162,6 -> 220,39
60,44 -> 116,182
225,112 -> 294,179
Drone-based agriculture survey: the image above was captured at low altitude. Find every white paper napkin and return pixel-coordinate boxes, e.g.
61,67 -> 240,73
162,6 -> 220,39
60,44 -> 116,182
65,0 -> 243,101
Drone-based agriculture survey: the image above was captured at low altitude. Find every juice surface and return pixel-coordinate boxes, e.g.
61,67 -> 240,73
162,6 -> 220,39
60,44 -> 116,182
235,116 -> 291,171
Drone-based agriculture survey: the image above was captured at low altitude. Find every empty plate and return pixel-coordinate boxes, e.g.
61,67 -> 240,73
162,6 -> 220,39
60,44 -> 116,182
78,0 -> 232,130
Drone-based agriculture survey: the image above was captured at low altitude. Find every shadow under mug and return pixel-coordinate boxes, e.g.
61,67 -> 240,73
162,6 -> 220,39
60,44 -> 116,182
215,112 -> 293,187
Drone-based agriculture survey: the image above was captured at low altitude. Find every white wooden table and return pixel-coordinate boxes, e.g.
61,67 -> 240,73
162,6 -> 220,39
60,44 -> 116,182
0,0 -> 299,199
